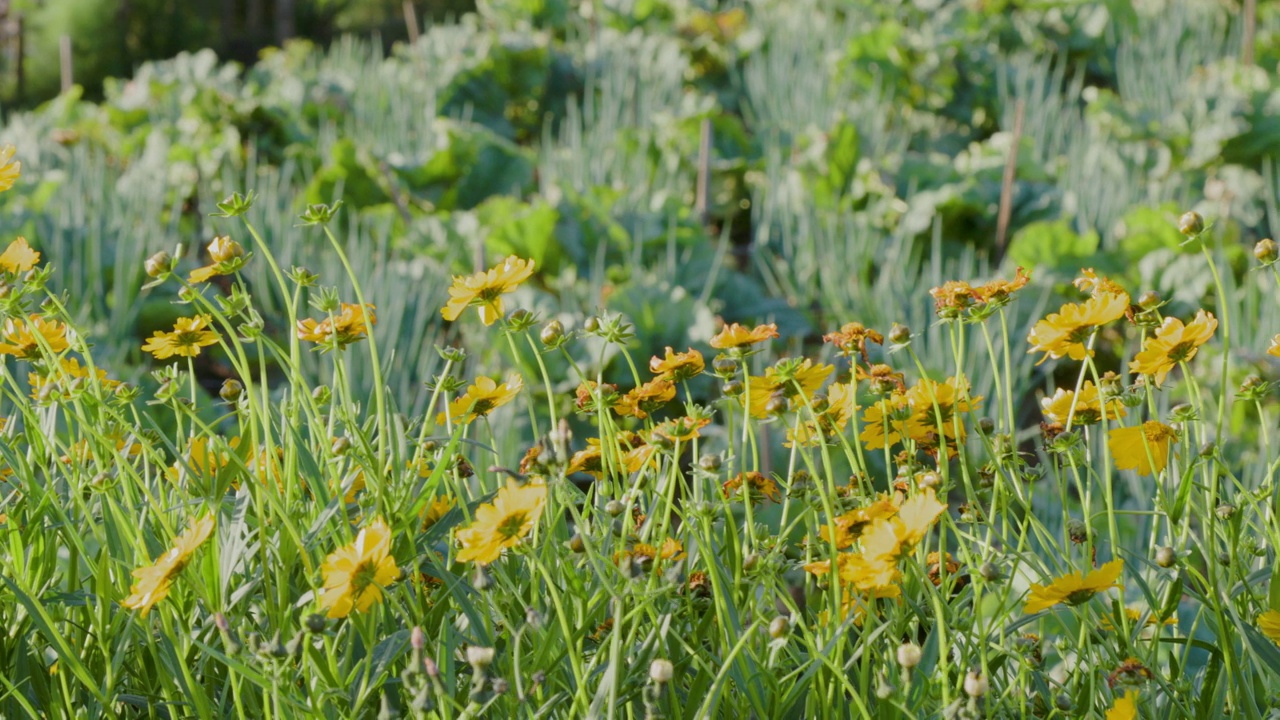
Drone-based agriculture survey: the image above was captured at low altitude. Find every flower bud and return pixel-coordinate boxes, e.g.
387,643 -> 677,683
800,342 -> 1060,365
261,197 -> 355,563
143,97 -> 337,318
768,616 -> 789,639
765,392 -> 789,416
1255,238 -> 1279,265
1178,211 -> 1204,237
540,320 -> 564,346
699,454 -> 722,472
712,357 -> 737,377
897,642 -> 922,669
888,323 -> 911,345
219,379 -> 243,403
649,658 -> 674,684
963,671 -> 988,698
466,646 -> 495,669
410,626 -> 426,650
1138,290 -> 1161,310
1216,503 -> 1235,521
605,500 -> 625,517
568,533 -> 586,553
583,316 -> 601,333
208,235 -> 244,263
977,417 -> 994,435
918,471 -> 941,490
1067,519 -> 1088,545
1155,546 -> 1176,568
305,613 -> 327,634
331,437 -> 351,456
979,562 -> 1003,582
145,251 -> 172,278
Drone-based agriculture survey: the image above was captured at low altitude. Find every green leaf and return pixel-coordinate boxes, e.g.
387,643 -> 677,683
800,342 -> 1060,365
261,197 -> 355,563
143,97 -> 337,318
1007,220 -> 1100,271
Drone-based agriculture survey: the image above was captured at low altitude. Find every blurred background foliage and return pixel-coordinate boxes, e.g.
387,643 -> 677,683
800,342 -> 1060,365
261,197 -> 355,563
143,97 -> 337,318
0,0 -> 1279,443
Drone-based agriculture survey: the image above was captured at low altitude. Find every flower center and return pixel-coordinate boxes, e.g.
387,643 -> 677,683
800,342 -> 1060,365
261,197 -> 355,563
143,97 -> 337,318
497,511 -> 529,540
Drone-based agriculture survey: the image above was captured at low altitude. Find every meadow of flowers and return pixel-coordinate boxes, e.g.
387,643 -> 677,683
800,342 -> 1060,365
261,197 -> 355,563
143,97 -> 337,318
3,123 -> 1280,719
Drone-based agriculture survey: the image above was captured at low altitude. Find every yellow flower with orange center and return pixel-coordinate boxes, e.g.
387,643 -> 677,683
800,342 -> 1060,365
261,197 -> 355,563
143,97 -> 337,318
440,255 -> 535,326
1027,290 -> 1129,363
649,347 -> 705,382
1023,559 -> 1123,614
709,322 -> 778,349
122,513 -> 216,616
297,303 -> 376,350
188,235 -> 246,283
1040,381 -> 1126,426
1108,421 -> 1178,476
437,374 -> 523,426
455,477 -> 547,564
722,471 -> 781,504
1128,310 -> 1217,386
615,377 -> 675,419
142,315 -> 218,359
0,144 -> 21,192
319,518 -> 400,618
0,315 -> 71,359
0,237 -> 39,274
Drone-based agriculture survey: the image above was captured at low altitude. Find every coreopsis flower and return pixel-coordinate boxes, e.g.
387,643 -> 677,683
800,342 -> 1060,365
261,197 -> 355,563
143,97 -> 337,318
165,436 -> 233,485
744,359 -> 834,418
1128,310 -> 1217,386
709,322 -> 778,349
455,477 -> 547,564
859,391 -> 914,450
142,315 -> 218,359
1105,690 -> 1139,720
440,255 -> 535,326
29,357 -> 121,399
122,513 -> 216,616
905,377 -> 982,444
0,315 -> 71,358
892,488 -> 947,548
0,237 -> 39,273
974,267 -> 1031,305
575,380 -> 618,413
1108,421 -> 1178,476
722,471 -> 781,504
1027,290 -> 1129,363
926,552 -> 960,586
1258,610 -> 1280,645
653,415 -> 711,442
823,322 -> 884,362
787,382 -> 859,447
1023,559 -> 1123,614
1040,381 -> 1126,426
929,281 -> 979,317
819,495 -> 900,549
615,377 -> 675,419
319,518 -> 400,618
624,539 -> 687,565
437,375 -> 523,426
0,144 -> 21,192
297,303 -> 376,350
649,347 -> 705,382
1269,334 -> 1280,358
421,496 -> 454,531
855,363 -> 906,394
188,235 -> 246,283
1074,269 -> 1128,298
620,432 -> 660,474
567,443 -> 604,478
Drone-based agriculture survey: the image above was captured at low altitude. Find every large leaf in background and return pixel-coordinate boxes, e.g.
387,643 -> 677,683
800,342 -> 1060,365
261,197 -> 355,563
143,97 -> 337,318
1007,220 -> 1100,272
810,120 -> 860,210
305,138 -> 391,209
1115,203 -> 1190,262
478,197 -> 565,274
554,187 -> 629,270
441,39 -> 552,140
392,122 -> 535,211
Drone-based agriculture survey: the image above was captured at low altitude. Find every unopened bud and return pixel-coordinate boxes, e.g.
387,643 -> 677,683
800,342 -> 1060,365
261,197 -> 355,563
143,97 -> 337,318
1155,546 -> 1176,568
219,379 -> 243,403
964,671 -> 988,698
897,642 -> 922,669
1138,290 -> 1161,310
466,646 -> 495,669
1178,211 -> 1204,237
1255,238 -> 1279,265
540,320 -> 564,346
208,235 -> 245,263
145,251 -> 172,278
649,658 -> 674,684
768,616 -> 789,639
888,323 -> 911,345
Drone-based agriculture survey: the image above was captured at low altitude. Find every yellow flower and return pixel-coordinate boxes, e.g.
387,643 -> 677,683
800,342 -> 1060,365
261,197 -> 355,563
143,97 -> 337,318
709,322 -> 778,349
29,357 -> 121,399
1269,334 -> 1280,358
188,236 -> 246,283
421,496 -> 454,531
974,267 -> 1031,305
649,347 -> 704,382
615,377 -> 675,419
318,518 -> 400,618
652,415 -> 711,442
905,377 -> 982,444
122,513 -> 216,616
722,471 -> 781,504
437,374 -> 523,426
744,359 -> 834,418
1258,609 -> 1280,645
787,382 -> 858,448
165,436 -> 233,485
0,144 -> 21,192
1023,559 -> 1123,614
1040,381 -> 1126,426
822,322 -> 883,362
893,488 -> 947,548
1105,690 -> 1139,720
142,315 -> 218,359
1128,310 -> 1217,386
929,280 -> 979,316
455,477 -> 547,564
0,315 -> 71,358
819,494 -> 900,549
0,237 -> 39,274
441,255 -> 535,326
1027,290 -> 1129,363
1109,421 -> 1178,476
859,391 -> 913,450
567,444 -> 604,478
297,303 -> 376,350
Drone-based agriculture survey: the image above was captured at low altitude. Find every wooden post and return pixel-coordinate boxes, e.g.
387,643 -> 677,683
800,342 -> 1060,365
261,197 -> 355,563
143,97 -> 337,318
59,34 -> 71,92
695,118 -> 713,229
1243,0 -> 1257,67
994,99 -> 1025,261
15,14 -> 24,104
403,1 -> 420,44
